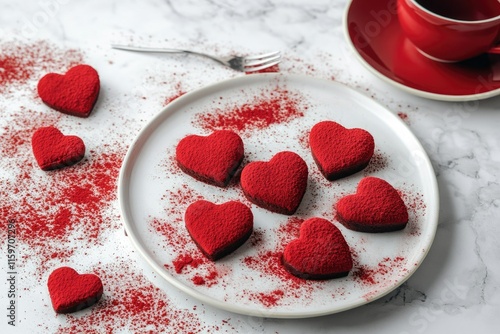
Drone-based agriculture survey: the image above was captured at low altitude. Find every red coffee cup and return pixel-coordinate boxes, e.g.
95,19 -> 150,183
397,0 -> 500,62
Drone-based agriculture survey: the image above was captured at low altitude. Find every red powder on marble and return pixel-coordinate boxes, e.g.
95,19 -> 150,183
193,87 -> 306,134
0,149 -> 124,275
164,82 -> 187,105
57,262 -> 211,333
0,41 -> 83,94
398,112 -> 409,122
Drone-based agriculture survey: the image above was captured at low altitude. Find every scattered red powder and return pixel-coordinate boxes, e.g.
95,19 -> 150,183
249,228 -> 264,246
297,129 -> 310,149
164,82 -> 187,105
363,149 -> 389,175
399,189 -> 427,236
151,185 -> 227,286
253,289 -> 285,307
352,256 -> 407,287
398,112 -> 409,123
1,149 -> 124,275
0,42 -> 124,276
192,275 -> 205,285
243,250 -> 305,289
193,87 -> 306,134
172,254 -> 203,274
56,262 -> 218,333
191,270 -> 218,286
0,41 -> 83,94
277,217 -> 303,245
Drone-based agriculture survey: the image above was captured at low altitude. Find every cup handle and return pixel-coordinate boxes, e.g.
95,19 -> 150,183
488,44 -> 500,55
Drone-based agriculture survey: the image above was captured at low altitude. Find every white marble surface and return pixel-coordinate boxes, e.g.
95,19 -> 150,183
0,0 -> 499,333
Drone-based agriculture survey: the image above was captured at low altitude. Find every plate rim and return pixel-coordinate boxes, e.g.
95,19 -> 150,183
342,0 -> 500,102
118,73 -> 440,318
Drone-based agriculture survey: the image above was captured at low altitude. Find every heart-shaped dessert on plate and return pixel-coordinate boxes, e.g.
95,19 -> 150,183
37,64 -> 100,117
283,217 -> 353,280
336,177 -> 408,232
240,151 -> 308,215
176,130 -> 244,187
47,267 -> 103,314
185,200 -> 253,261
32,126 -> 85,171
310,121 -> 374,180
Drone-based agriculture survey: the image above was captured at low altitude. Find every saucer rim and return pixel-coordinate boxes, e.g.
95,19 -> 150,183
343,0 -> 500,102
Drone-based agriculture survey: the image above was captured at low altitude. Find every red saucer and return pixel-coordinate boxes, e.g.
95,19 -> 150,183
344,0 -> 500,101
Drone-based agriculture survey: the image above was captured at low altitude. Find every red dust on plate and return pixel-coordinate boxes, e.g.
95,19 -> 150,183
193,86 -> 307,134
351,256 -> 408,301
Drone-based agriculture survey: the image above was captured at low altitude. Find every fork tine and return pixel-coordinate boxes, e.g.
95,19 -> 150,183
244,59 -> 281,73
244,54 -> 281,67
243,51 -> 281,60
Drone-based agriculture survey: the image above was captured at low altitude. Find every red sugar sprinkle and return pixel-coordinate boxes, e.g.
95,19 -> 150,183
57,263 -> 208,333
1,150 -> 124,275
363,150 -> 389,175
172,254 -> 203,274
193,87 -> 306,134
192,275 -> 205,285
0,41 -> 83,94
253,289 -> 285,307
398,112 -> 409,123
352,256 -> 407,286
164,82 -> 187,105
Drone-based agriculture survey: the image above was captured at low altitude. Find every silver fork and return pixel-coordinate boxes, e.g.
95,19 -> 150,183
111,44 -> 281,73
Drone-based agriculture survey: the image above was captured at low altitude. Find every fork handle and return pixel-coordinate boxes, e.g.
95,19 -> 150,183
110,44 -> 227,66
111,44 -> 190,54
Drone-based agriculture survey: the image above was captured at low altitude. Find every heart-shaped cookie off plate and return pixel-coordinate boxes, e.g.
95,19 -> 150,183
47,267 -> 103,313
32,126 -> 85,170
118,74 -> 438,318
37,64 -> 100,117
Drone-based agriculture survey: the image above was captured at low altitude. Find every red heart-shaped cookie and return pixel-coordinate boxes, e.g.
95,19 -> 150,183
283,218 -> 353,279
185,200 -> 253,260
240,151 -> 308,215
32,126 -> 85,170
176,130 -> 244,187
310,121 -> 374,180
336,177 -> 408,232
47,267 -> 103,314
37,64 -> 100,117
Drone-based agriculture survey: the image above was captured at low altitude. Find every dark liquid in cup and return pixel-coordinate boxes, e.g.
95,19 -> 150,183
416,0 -> 500,21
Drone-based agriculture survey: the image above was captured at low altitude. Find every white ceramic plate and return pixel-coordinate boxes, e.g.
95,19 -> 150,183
118,74 -> 439,318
